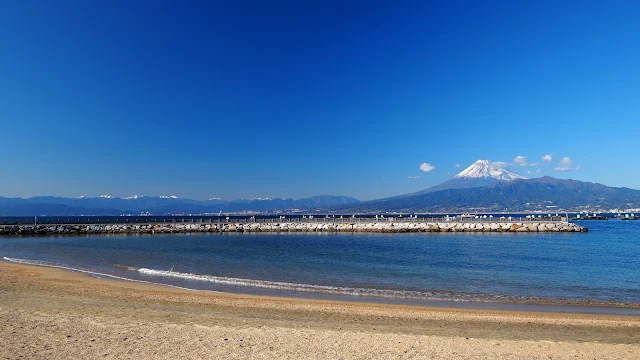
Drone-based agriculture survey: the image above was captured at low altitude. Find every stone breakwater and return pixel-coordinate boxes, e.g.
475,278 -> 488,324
0,221 -> 587,235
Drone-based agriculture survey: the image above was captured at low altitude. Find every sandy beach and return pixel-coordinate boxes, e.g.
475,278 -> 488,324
0,261 -> 639,359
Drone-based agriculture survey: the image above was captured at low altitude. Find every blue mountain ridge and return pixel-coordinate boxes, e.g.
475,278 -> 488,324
336,177 -> 640,213
0,195 -> 360,216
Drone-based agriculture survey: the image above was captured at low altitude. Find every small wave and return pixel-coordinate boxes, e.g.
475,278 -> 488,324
1,257 -> 195,291
137,267 -> 473,301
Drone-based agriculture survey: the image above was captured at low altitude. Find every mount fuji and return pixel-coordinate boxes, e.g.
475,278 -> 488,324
396,160 -> 527,198
417,160 -> 526,194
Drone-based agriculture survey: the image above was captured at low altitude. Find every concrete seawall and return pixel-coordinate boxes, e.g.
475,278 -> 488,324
0,221 -> 587,235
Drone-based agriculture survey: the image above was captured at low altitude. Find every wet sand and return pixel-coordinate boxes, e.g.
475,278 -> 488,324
1,261 -> 639,359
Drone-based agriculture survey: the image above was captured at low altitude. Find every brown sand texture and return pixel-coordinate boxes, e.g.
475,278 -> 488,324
0,261 -> 639,359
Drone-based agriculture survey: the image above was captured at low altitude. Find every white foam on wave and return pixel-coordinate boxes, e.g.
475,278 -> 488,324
137,267 -> 442,300
2,257 -> 196,292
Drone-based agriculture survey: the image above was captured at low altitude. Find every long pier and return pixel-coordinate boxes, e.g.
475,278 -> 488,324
0,217 -> 587,235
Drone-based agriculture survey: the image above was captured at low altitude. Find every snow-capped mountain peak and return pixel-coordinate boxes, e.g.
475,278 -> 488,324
123,195 -> 143,200
454,160 -> 526,181
159,195 -> 178,199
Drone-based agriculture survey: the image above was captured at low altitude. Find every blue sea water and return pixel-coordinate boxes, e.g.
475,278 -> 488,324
2,220 -> 639,313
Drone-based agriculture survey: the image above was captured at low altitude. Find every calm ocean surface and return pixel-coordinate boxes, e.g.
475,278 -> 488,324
2,220 -> 640,313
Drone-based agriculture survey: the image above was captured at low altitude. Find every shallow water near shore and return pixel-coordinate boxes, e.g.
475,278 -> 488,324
2,220 -> 639,314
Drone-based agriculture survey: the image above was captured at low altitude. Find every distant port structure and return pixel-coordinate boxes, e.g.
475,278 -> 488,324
0,213 -> 570,226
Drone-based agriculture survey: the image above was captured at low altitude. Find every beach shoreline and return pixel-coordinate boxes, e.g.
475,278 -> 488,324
1,261 -> 639,359
4,255 -> 640,314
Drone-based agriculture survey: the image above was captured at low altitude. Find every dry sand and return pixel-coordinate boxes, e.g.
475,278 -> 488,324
0,261 -> 639,359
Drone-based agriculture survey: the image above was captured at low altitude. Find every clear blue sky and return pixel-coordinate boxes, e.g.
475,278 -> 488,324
1,1 -> 639,200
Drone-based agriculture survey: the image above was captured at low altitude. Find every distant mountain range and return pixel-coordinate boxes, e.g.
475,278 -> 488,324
2,160 -> 640,215
0,195 -> 360,216
338,160 -> 640,213
340,177 -> 640,213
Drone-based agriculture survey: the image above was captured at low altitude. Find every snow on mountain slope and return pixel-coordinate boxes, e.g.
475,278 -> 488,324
397,160 -> 527,196
455,160 -> 526,180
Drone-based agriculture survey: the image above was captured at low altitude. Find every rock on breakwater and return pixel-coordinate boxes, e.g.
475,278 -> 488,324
0,221 -> 587,235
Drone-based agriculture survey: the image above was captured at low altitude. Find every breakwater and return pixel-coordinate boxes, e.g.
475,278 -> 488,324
0,221 -> 587,235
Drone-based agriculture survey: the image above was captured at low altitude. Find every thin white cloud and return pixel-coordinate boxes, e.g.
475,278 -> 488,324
455,164 -> 460,168
542,154 -> 553,162
514,156 -> 528,166
408,176 -> 420,179
555,157 -> 580,172
492,161 -> 510,169
419,163 -> 436,172
557,157 -> 572,168
513,156 -> 540,167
